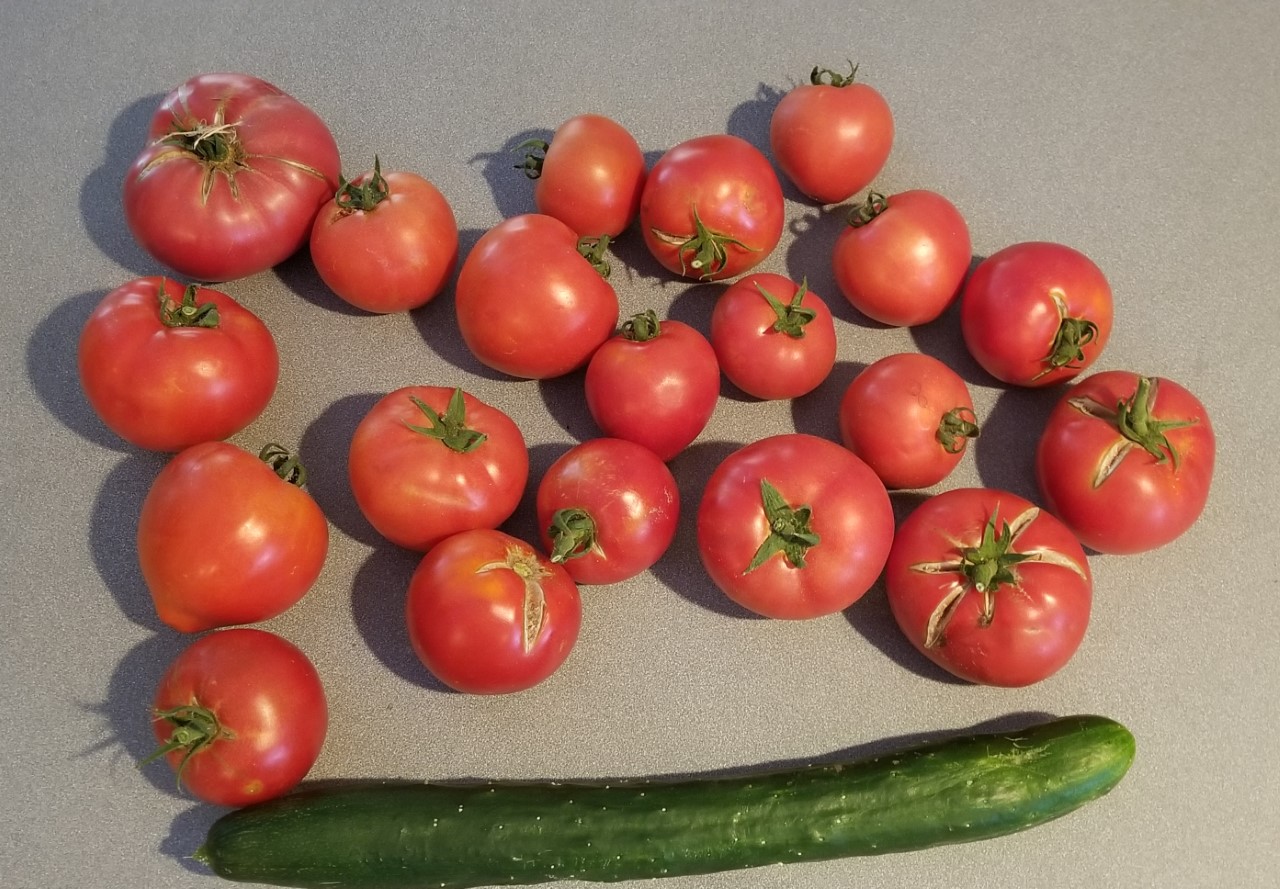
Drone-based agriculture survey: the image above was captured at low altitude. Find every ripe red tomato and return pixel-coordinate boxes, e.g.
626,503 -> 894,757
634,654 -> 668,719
709,273 -> 837,400
77,276 -> 278,452
960,241 -> 1113,386
583,311 -> 720,461
148,628 -> 327,806
832,189 -> 972,327
123,72 -> 340,282
406,529 -> 582,694
455,214 -> 619,379
1035,371 -> 1215,554
535,438 -> 680,585
839,352 -> 980,489
137,442 -> 329,632
309,158 -> 459,313
697,434 -> 893,619
769,62 -> 894,204
516,114 -> 647,237
639,134 -> 784,280
884,487 -> 1093,687
348,387 -> 529,552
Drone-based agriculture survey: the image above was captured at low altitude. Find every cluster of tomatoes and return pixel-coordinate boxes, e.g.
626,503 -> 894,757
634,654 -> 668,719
80,69 -> 1215,809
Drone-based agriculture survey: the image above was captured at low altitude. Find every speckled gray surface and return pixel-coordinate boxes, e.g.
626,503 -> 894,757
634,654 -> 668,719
3,1 -> 1278,887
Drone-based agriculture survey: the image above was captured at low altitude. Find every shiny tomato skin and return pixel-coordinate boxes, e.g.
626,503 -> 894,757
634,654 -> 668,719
348,386 -> 529,552
528,114 -> 647,237
960,241 -> 1113,386
406,529 -> 582,694
137,442 -> 329,632
535,438 -> 680,585
309,167 -> 459,313
77,276 -> 278,452
697,434 -> 894,619
832,189 -> 972,327
455,214 -> 619,379
885,487 -> 1093,687
124,73 -> 340,282
1035,371 -> 1215,554
639,135 -> 784,280
150,628 -> 327,806
710,273 -> 838,400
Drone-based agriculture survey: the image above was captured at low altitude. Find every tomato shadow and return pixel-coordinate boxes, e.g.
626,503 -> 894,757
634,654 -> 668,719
470,128 -> 551,220
972,384 -> 1064,502
535,372 -> 595,444
498,441 -> 576,549
783,206 -> 860,323
89,451 -> 172,630
906,254 -> 987,382
298,391 -> 386,548
272,247 -> 374,317
789,358 -> 866,441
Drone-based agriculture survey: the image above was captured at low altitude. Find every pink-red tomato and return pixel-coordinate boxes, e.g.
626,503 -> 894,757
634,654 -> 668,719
149,628 -> 327,806
137,442 -> 329,633
639,134 -> 784,280
123,72 -> 340,282
535,438 -> 680,585
77,276 -> 278,452
309,159 -> 459,313
710,273 -> 837,400
769,63 -> 894,204
960,241 -> 1113,386
884,487 -> 1093,687
697,433 -> 893,619
1035,371 -> 1215,554
455,214 -> 619,379
517,114 -> 647,237
406,529 -> 582,694
584,311 -> 720,461
348,387 -> 529,552
839,352 -> 980,489
832,189 -> 972,327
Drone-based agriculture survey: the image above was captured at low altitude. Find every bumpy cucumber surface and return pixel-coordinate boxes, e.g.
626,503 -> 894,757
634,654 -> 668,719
196,714 -> 1134,888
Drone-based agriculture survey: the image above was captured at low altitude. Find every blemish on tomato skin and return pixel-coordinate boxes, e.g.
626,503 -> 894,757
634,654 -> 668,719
242,778 -> 264,796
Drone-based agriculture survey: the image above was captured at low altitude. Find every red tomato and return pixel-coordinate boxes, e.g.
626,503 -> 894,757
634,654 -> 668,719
455,214 -> 619,379
309,158 -> 459,313
583,311 -> 720,461
710,273 -> 837,400
1035,371 -> 1215,554
697,434 -> 893,619
769,62 -> 894,204
960,241 -> 1113,386
839,352 -> 980,489
348,387 -> 529,552
516,114 -> 647,237
535,438 -> 680,585
123,72 -> 340,282
77,276 -> 278,452
832,189 -> 972,327
406,529 -> 582,694
138,442 -> 328,633
148,628 -> 327,806
639,134 -> 784,280
884,487 -> 1093,687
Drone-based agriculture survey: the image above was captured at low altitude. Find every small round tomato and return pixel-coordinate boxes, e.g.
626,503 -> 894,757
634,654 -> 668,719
78,277 -> 279,452
832,189 -> 972,327
309,158 -> 459,313
769,62 -> 894,204
1035,371 -> 1215,554
960,241 -> 1113,386
639,134 -> 784,280
455,214 -> 619,379
839,352 -> 980,489
137,442 -> 329,633
884,487 -> 1093,687
697,433 -> 893,619
148,628 -> 327,806
535,438 -> 680,585
348,387 -> 529,552
515,114 -> 647,237
406,529 -> 582,694
710,274 -> 837,400
584,311 -> 720,461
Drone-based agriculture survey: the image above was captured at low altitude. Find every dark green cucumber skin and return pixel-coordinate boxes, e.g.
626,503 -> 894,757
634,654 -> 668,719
197,714 -> 1134,889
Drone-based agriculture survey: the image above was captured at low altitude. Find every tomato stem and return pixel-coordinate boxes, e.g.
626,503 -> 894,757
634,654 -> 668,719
652,205 -> 755,280
403,389 -> 488,453
810,60 -> 860,87
959,516 -> 1032,596
333,156 -> 390,212
621,310 -> 663,342
157,282 -> 220,328
846,191 -> 888,228
758,277 -> 817,338
577,235 -> 613,279
937,407 -> 981,454
164,120 -> 243,167
746,479 -> 821,572
515,139 -> 549,179
142,703 -> 227,789
547,507 -> 599,563
1114,376 -> 1196,469
259,443 -> 309,487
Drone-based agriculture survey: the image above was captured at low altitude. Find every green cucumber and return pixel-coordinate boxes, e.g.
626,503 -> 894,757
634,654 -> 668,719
195,714 -> 1134,888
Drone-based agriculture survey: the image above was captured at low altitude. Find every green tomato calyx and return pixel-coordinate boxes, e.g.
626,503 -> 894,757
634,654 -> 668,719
651,205 -> 755,280
746,478 -> 821,572
621,309 -> 663,342
937,407 -> 981,454
847,191 -> 889,228
404,389 -> 488,454
157,282 -> 220,329
577,234 -> 613,279
333,156 -> 390,213
547,507 -> 600,564
811,60 -> 860,87
259,443 -> 309,487
142,702 -> 229,790
759,277 -> 817,338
